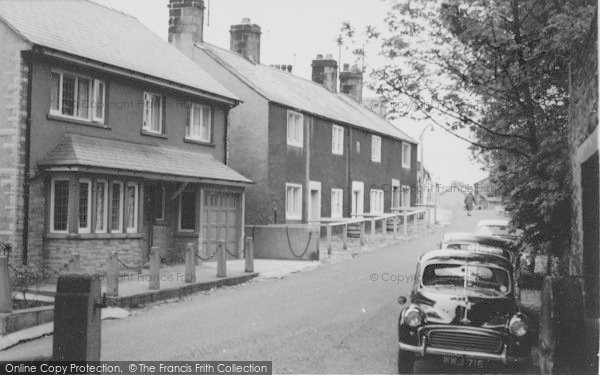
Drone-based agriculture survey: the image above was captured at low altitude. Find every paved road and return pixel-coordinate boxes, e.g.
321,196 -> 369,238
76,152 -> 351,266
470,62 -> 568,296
1,209 -> 511,373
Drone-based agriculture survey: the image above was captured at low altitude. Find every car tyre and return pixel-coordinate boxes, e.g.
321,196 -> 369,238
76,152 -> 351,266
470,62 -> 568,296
397,348 -> 415,374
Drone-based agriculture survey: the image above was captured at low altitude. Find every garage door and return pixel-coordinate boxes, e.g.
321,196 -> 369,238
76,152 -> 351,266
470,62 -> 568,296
201,191 -> 241,259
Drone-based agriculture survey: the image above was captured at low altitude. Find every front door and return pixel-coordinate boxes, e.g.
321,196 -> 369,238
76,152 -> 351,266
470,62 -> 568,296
308,181 -> 321,221
351,181 -> 364,217
202,191 -> 241,259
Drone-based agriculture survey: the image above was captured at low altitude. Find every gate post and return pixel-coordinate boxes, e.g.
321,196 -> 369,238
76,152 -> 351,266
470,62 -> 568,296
52,274 -> 101,361
326,225 -> 332,255
217,241 -> 226,278
244,237 -> 254,273
148,246 -> 160,290
184,243 -> 196,283
0,256 -> 12,313
106,251 -> 119,297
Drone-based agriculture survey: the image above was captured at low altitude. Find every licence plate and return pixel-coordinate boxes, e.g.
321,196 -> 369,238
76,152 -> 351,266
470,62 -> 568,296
442,356 -> 485,369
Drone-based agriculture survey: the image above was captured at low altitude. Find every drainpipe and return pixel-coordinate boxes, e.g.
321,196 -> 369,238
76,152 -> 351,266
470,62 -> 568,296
346,127 -> 352,217
21,55 -> 33,265
224,107 -> 230,165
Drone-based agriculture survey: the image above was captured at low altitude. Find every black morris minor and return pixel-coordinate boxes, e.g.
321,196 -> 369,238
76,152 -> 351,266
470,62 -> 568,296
397,250 -> 531,373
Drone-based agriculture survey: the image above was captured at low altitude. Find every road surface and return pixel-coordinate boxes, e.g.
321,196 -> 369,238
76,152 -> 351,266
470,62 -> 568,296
1,209 -> 520,373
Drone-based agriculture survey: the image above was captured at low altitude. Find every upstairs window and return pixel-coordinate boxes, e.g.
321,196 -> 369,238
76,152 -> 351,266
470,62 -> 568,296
287,110 -> 304,147
371,135 -> 381,163
402,143 -> 412,168
143,92 -> 163,134
186,103 -> 212,142
332,125 -> 344,155
50,71 -> 105,123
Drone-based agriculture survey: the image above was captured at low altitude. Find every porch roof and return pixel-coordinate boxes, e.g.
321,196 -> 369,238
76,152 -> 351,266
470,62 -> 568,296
38,134 -> 253,186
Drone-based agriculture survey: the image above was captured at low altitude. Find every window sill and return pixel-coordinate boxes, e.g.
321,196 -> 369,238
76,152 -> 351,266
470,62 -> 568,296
183,137 -> 215,147
287,142 -> 304,149
45,233 -> 144,240
402,164 -> 411,169
174,231 -> 198,237
141,130 -> 167,139
47,113 -> 108,129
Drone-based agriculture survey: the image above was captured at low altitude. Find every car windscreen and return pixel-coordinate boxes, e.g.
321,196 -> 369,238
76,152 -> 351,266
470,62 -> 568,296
422,263 -> 510,293
476,225 -> 510,236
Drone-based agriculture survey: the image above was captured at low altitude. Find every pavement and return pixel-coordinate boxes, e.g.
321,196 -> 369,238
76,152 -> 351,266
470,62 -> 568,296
0,208 -> 539,374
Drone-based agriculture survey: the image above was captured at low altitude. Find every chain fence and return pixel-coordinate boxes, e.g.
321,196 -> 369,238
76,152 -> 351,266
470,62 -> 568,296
285,226 -> 313,259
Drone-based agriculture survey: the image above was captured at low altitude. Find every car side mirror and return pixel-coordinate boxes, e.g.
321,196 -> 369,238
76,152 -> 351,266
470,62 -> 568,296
398,296 -> 407,305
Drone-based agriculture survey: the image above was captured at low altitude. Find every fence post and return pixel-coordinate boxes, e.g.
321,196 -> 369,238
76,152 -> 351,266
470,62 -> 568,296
217,241 -> 226,278
383,218 -> 387,235
149,246 -> 160,290
426,209 -> 431,228
106,251 -> 118,297
52,274 -> 101,361
371,219 -> 376,236
403,213 -> 408,236
184,242 -> 196,283
0,256 -> 12,313
327,225 -> 332,255
393,216 -> 398,239
69,253 -> 81,273
342,224 -> 348,250
245,237 -> 254,273
360,221 -> 366,247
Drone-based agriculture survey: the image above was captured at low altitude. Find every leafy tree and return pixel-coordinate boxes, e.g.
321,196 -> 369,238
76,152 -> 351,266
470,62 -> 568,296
341,0 -> 595,262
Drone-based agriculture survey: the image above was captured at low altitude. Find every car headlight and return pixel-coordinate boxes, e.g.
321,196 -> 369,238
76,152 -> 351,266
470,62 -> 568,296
509,314 -> 528,337
404,306 -> 424,328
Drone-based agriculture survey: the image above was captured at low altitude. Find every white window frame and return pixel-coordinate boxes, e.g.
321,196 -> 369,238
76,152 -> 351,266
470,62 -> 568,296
370,189 -> 384,214
186,103 -> 212,142
178,187 -> 197,232
49,69 -> 105,124
94,179 -> 108,234
78,179 -> 92,234
391,178 -> 401,210
331,188 -> 344,218
401,185 -> 411,207
142,92 -> 163,134
287,110 -> 304,148
50,178 -> 70,234
110,181 -> 124,234
402,142 -> 411,168
285,183 -> 303,220
126,183 -> 139,233
371,135 -> 382,163
331,124 -> 344,155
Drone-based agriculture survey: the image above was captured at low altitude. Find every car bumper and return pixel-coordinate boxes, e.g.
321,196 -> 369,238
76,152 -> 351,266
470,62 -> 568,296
398,341 -> 529,364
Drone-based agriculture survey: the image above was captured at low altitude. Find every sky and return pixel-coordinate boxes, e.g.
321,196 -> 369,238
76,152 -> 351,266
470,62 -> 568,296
93,0 -> 488,186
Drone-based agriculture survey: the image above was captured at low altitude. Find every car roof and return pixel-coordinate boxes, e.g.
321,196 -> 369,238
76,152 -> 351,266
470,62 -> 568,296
476,219 -> 509,227
442,232 -> 516,248
420,249 -> 512,270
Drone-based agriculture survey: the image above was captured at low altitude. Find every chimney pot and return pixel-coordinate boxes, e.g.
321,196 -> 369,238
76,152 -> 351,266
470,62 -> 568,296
241,17 -> 251,24
325,53 -> 333,59
316,54 -> 323,60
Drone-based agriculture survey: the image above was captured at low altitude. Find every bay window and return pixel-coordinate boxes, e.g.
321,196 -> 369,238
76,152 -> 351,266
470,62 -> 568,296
50,179 -> 69,233
78,179 -> 92,233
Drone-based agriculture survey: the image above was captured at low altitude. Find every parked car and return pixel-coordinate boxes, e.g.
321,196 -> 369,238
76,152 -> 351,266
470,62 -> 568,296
475,220 -> 536,273
439,232 -> 518,268
397,250 -> 532,373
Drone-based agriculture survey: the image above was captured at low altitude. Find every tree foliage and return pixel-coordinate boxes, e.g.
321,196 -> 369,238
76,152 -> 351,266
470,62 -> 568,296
342,0 -> 595,258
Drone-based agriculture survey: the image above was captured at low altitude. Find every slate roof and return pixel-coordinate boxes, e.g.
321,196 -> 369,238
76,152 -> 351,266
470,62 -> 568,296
39,134 -> 253,184
198,43 -> 417,143
0,0 -> 237,101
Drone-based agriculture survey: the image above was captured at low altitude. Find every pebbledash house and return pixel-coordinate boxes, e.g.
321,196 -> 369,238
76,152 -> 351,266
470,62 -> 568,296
166,0 -> 418,226
0,0 -> 252,277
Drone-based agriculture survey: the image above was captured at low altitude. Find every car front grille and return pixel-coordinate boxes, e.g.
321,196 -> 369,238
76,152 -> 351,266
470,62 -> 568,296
428,330 -> 503,354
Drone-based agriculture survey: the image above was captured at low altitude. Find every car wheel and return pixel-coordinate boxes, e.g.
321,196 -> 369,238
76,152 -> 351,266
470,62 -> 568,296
398,348 -> 415,373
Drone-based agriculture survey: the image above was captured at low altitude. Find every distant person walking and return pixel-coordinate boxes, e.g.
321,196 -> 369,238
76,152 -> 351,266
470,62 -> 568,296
464,192 -> 476,216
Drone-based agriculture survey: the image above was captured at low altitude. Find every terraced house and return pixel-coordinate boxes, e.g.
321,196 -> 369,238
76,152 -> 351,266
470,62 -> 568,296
0,0 -> 251,276
167,0 -> 418,225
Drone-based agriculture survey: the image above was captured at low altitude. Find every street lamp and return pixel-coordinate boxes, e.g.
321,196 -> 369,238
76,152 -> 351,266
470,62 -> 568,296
418,124 -> 434,204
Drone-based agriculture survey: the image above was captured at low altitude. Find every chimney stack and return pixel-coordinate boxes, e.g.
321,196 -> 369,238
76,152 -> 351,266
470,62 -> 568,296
339,64 -> 363,103
230,18 -> 262,64
168,0 -> 205,58
311,53 -> 338,93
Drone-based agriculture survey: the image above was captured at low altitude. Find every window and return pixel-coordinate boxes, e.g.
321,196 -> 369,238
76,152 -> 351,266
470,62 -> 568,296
402,143 -> 411,168
50,179 -> 69,233
401,185 -> 411,207
95,180 -> 108,233
179,185 -> 196,231
186,103 -> 212,142
126,183 -> 139,233
371,135 -> 381,163
143,92 -> 163,134
331,189 -> 343,218
110,182 -> 124,233
285,183 -> 303,220
391,179 -> 401,210
50,71 -> 105,123
78,179 -> 92,233
370,189 -> 384,214
153,186 -> 166,221
332,125 -> 344,155
287,110 -> 303,147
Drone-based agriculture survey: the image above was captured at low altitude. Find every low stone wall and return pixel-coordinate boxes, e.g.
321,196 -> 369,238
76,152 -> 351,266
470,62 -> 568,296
0,305 -> 54,335
246,226 -> 319,261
